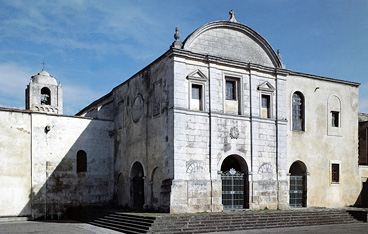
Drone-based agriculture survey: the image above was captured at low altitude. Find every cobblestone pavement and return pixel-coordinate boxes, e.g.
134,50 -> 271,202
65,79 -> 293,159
1,221 -> 368,234
210,223 -> 368,234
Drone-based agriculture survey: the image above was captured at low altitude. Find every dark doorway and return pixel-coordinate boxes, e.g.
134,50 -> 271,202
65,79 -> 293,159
130,162 -> 144,209
289,161 -> 307,208
220,155 -> 249,209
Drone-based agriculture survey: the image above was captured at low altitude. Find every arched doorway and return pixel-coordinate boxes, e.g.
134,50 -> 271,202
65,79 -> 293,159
130,162 -> 144,209
289,161 -> 307,208
220,155 -> 249,209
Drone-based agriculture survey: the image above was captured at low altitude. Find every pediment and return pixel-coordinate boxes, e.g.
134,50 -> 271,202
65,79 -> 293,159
186,69 -> 207,81
183,21 -> 282,68
258,81 -> 275,92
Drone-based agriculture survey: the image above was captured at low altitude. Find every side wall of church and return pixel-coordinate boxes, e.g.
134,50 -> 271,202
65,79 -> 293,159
113,55 -> 174,211
31,113 -> 114,219
287,74 -> 360,207
0,110 -> 32,217
171,54 -> 287,212
0,110 -> 114,219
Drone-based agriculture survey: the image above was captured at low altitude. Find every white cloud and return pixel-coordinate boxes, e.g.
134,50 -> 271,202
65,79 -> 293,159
0,62 -> 104,115
0,63 -> 34,108
62,82 -> 106,115
0,0 -> 169,60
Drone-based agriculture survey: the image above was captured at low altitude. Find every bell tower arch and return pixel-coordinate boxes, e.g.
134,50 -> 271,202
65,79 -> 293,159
25,69 -> 63,114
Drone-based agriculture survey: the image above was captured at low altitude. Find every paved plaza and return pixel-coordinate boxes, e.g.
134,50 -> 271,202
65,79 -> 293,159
0,220 -> 121,234
0,221 -> 368,234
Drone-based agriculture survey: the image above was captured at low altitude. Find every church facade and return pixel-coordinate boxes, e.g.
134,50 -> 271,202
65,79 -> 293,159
0,11 -> 366,218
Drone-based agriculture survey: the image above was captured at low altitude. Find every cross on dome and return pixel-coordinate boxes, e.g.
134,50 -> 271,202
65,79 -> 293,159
229,9 -> 237,22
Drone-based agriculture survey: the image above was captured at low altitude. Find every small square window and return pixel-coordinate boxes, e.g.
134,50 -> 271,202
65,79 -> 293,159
331,163 -> 339,183
331,111 -> 339,127
226,80 -> 236,100
261,94 -> 270,118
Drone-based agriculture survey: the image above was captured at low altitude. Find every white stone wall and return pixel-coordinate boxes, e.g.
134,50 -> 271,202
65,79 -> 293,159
286,74 -> 360,207
171,53 -> 286,212
0,109 -> 114,219
31,113 -> 114,219
0,110 -> 32,217
113,55 -> 174,211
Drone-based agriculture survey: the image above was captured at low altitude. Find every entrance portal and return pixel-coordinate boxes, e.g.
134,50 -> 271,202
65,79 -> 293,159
289,161 -> 307,208
220,155 -> 249,209
130,162 -> 144,209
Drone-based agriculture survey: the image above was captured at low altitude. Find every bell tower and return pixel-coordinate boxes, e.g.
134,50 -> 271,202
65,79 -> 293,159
25,69 -> 63,114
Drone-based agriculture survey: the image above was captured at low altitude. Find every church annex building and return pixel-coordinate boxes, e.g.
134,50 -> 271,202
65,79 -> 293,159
1,11 -> 368,219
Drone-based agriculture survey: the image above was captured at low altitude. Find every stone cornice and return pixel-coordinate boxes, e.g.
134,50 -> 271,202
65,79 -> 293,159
170,48 -> 289,76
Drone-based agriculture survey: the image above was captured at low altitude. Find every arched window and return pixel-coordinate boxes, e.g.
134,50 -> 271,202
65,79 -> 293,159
77,150 -> 87,173
41,87 -> 51,105
292,92 -> 304,131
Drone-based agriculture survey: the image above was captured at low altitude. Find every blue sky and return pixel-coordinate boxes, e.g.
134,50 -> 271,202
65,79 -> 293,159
0,0 -> 367,115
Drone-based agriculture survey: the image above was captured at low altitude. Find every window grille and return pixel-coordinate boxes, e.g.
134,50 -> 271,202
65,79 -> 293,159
332,164 -> 339,183
292,92 -> 304,131
226,81 -> 236,100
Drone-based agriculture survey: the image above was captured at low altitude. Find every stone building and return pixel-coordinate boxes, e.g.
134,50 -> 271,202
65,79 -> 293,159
78,11 -> 365,212
0,69 -> 114,219
0,10 -> 367,218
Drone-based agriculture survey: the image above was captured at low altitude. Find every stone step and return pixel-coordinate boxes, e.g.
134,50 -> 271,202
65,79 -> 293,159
88,221 -> 146,234
94,217 -> 152,230
153,215 -> 356,227
72,209 -> 155,233
71,208 -> 363,234
149,210 -> 360,233
100,214 -> 154,225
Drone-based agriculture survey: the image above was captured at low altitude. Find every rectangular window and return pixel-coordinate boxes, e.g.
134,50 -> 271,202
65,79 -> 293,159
192,84 -> 201,100
226,80 -> 236,100
331,111 -> 339,127
331,163 -> 340,183
191,84 -> 202,111
261,94 -> 270,118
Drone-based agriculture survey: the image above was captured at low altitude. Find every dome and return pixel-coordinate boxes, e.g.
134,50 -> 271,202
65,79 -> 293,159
31,69 -> 57,85
182,20 -> 282,68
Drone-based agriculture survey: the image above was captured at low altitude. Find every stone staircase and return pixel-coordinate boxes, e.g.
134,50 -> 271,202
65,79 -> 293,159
69,209 -> 155,234
72,209 -> 363,234
149,209 -> 361,233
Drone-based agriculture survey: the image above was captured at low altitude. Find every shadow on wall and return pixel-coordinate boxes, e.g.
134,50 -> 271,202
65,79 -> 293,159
18,116 -> 114,220
354,178 -> 368,208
